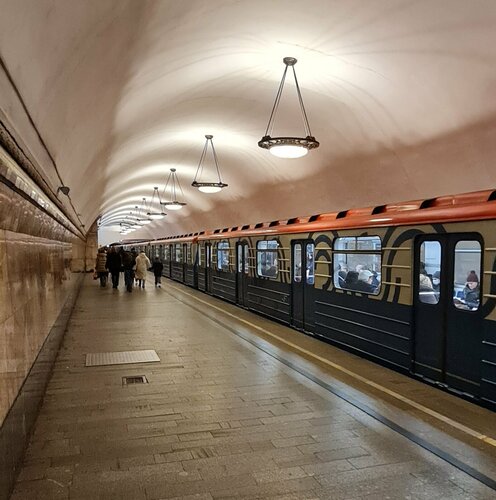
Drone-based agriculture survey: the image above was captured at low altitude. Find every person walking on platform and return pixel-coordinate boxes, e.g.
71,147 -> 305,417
121,249 -> 136,292
94,247 -> 108,287
151,256 -> 164,287
106,247 -> 122,289
135,251 -> 151,289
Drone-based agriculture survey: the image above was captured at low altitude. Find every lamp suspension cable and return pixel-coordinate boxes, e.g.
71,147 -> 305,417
147,187 -> 166,220
162,168 -> 187,210
258,57 -> 319,158
192,135 -> 228,193
138,198 -> 152,224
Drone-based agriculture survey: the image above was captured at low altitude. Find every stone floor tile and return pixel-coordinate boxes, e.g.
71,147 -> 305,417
253,465 -> 308,483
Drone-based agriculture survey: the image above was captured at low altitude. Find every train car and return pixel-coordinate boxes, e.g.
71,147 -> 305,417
152,234 -> 200,287
143,189 -> 496,410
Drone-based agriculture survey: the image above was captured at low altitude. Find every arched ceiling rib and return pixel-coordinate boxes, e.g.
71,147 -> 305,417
1,0 -> 496,244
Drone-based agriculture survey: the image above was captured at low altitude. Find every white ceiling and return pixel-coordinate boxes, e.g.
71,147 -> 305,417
1,0 -> 496,243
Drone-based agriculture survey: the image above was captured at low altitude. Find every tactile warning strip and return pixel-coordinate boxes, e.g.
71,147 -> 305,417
85,350 -> 160,367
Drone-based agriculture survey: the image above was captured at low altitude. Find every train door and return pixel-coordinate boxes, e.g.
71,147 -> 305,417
236,243 -> 249,306
413,234 -> 483,397
291,240 -> 315,331
205,243 -> 212,293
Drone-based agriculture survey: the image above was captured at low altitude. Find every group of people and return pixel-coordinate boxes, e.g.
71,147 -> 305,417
337,264 -> 380,293
94,247 -> 164,292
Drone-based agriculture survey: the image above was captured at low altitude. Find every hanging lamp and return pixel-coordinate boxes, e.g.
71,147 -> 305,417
119,222 -> 133,234
129,210 -> 143,228
162,168 -> 187,210
258,57 -> 319,158
192,135 -> 228,193
147,187 -> 167,220
137,199 -> 152,225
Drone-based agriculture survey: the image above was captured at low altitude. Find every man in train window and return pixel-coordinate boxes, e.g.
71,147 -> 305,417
265,258 -> 277,277
355,270 -> 376,293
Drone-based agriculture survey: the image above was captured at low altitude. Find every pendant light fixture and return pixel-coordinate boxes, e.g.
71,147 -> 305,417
258,57 -> 319,158
147,187 -> 167,220
128,210 -> 143,228
162,168 -> 187,210
192,135 -> 228,193
137,199 -> 152,225
119,222 -> 133,234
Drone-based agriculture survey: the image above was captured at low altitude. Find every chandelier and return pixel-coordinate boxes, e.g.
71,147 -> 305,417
127,210 -> 143,228
119,220 -> 134,234
147,187 -> 167,220
192,135 -> 228,193
258,57 -> 319,158
137,199 -> 152,225
162,168 -> 187,210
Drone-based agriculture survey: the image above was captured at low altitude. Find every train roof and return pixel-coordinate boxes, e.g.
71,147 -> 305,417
145,189 -> 496,244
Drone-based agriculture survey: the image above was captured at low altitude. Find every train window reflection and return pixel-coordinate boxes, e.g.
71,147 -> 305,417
175,244 -> 182,263
418,241 -> 441,304
306,243 -> 315,285
217,241 -> 230,271
185,244 -> 191,264
294,244 -> 302,282
237,245 -> 242,273
244,244 -> 249,274
333,236 -> 381,295
257,240 -> 278,278
453,241 -> 481,311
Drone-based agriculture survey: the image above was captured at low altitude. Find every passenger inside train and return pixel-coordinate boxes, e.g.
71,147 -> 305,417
454,270 -> 481,310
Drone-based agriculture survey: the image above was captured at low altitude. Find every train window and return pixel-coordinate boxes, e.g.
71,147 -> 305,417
237,245 -> 242,273
244,244 -> 249,274
294,244 -> 302,282
306,243 -> 315,285
217,241 -> 230,271
333,236 -> 381,295
186,244 -> 191,264
418,241 -> 441,304
453,241 -> 481,311
197,245 -> 201,266
257,240 -> 278,278
175,244 -> 182,263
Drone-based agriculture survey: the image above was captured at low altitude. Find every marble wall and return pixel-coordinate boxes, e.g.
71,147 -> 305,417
0,160 -> 84,498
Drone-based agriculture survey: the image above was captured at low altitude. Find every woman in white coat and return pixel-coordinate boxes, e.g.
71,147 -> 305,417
135,252 -> 151,289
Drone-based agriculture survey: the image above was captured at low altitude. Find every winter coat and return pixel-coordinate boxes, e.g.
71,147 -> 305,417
151,260 -> 164,276
463,285 -> 480,308
135,253 -> 151,280
95,251 -> 107,273
121,251 -> 136,270
106,251 -> 122,273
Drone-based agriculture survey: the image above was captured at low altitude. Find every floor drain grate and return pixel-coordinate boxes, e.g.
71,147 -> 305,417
122,375 -> 148,385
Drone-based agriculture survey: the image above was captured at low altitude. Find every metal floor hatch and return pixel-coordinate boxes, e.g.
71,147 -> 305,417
85,350 -> 160,367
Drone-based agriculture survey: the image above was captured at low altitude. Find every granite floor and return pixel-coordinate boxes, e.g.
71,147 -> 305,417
10,275 -> 496,499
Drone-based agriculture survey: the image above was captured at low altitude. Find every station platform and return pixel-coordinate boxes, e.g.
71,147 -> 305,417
11,275 -> 496,499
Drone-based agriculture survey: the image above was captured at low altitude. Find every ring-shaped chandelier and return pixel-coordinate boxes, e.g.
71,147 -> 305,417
162,168 -> 187,210
192,135 -> 228,193
258,57 -> 319,158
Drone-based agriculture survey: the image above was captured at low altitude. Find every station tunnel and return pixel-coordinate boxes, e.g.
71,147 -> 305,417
1,1 -> 496,498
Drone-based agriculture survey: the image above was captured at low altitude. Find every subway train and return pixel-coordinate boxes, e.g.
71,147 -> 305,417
128,189 -> 496,410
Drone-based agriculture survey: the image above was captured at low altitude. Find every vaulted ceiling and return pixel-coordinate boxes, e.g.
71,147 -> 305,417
1,0 -> 496,243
